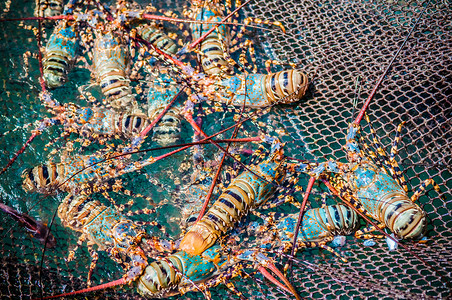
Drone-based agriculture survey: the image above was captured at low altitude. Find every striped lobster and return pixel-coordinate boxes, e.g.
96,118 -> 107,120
184,0 -> 234,76
137,24 -> 179,56
57,194 -> 148,284
131,138 -> 300,298
250,204 -> 359,261
41,0 -> 88,88
179,139 -> 287,256
210,69 -> 309,108
147,71 -> 184,146
294,114 -> 443,241
39,91 -> 151,140
21,145 -> 166,198
180,0 -> 310,108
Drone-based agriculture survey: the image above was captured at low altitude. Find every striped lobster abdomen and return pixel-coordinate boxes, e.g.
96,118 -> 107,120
217,70 -> 309,108
276,204 -> 359,244
138,25 -> 178,55
93,31 -> 136,110
189,5 -> 232,75
74,107 -> 150,138
34,0 -> 64,18
21,153 -> 110,194
147,74 -> 182,146
43,21 -> 79,88
179,157 -> 286,256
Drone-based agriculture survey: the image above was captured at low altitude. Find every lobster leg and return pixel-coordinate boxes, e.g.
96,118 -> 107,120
358,132 -> 386,169
67,234 -> 86,262
363,113 -> 407,189
282,231 -> 348,263
325,178 -> 377,220
355,223 -> 386,239
264,59 -> 297,74
238,39 -> 258,73
230,16 -> 285,50
389,121 -> 408,192
411,178 -> 444,203
223,280 -> 246,300
86,243 -> 99,286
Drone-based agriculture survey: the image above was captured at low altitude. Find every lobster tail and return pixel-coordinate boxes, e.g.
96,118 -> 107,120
147,72 -> 182,147
139,25 -> 178,55
137,257 -> 183,297
151,108 -> 182,146
58,194 -> 105,232
34,0 -> 64,18
380,194 -> 426,240
264,69 -> 309,105
43,22 -> 78,88
120,112 -> 151,138
190,6 -> 231,75
22,162 -> 64,193
218,70 -> 309,108
199,34 -> 230,75
93,32 -> 135,110
320,204 -> 360,236
22,153 -> 110,194
58,194 -> 149,281
137,246 -> 224,297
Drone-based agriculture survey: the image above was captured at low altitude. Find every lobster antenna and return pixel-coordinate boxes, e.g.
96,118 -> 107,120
34,278 -> 126,299
353,0 -> 431,125
38,207 -> 59,299
350,75 -> 361,123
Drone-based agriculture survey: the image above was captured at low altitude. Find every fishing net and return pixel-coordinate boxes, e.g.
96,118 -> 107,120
0,0 -> 450,299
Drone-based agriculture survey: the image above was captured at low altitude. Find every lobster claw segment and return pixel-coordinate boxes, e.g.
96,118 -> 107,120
236,250 -> 301,300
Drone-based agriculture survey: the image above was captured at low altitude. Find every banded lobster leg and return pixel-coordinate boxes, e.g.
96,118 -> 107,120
361,113 -> 408,192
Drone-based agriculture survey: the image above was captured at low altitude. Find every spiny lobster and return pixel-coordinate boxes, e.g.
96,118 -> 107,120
294,114 -> 443,241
